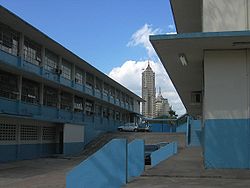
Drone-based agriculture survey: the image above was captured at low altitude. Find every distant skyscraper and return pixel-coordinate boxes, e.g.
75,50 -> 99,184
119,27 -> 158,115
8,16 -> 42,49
155,87 -> 170,117
142,61 -> 156,118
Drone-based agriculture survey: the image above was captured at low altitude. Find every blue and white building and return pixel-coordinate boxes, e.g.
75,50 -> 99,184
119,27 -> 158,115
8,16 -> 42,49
150,0 -> 250,168
0,6 -> 143,162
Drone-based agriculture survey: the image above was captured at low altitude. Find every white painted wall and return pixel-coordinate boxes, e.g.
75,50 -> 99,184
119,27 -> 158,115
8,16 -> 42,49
64,124 -> 84,143
203,0 -> 248,32
204,50 -> 248,119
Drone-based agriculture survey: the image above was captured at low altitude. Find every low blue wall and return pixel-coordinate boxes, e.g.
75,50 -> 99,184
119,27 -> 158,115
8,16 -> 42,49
204,119 -> 250,169
127,139 -> 144,182
189,119 -> 202,146
176,123 -> 187,133
151,142 -> 178,167
66,139 -> 127,188
149,123 -> 176,133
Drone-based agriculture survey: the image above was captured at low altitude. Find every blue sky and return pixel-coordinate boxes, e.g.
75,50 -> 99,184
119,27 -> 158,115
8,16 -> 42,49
0,1 -> 186,115
0,0 -> 175,73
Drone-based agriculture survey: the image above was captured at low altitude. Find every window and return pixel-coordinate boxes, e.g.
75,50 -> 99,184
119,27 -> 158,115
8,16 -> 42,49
110,87 -> 115,98
95,104 -> 102,116
20,125 -> 38,141
95,78 -> 102,91
24,37 -> 41,65
75,67 -> 84,84
104,83 -> 109,95
85,100 -> 94,115
60,91 -> 72,111
191,91 -> 202,104
0,23 -> 19,56
61,59 -> 72,80
44,49 -> 59,72
116,90 -> 120,100
74,96 -> 84,112
115,111 -> 120,121
0,124 -> 16,141
103,107 -> 108,118
121,93 -> 125,102
21,78 -> 40,104
0,70 -> 18,100
43,86 -> 58,107
86,72 -> 94,88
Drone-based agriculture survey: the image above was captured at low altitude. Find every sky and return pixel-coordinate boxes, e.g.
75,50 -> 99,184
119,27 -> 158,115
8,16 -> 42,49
0,0 -> 186,116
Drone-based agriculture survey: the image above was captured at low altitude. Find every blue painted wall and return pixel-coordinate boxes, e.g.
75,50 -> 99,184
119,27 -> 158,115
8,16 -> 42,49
189,119 -> 202,146
127,139 -> 144,182
0,143 -> 58,162
66,139 -> 127,188
151,142 -> 178,167
149,123 -> 176,133
176,123 -> 187,133
204,119 -> 250,169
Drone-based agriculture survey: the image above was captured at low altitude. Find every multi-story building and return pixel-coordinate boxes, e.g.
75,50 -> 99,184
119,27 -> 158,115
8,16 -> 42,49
0,6 -> 143,162
150,0 -> 250,168
142,62 -> 156,118
155,88 -> 170,118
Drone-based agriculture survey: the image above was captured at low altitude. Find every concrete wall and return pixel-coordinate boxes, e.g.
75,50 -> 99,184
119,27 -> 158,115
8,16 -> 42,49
203,50 -> 250,168
203,0 -> 248,32
127,139 -> 144,182
204,50 -> 248,120
151,142 -> 178,167
66,139 -> 127,188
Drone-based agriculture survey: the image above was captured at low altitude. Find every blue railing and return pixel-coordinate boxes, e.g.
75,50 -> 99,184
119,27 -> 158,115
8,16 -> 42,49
0,97 -> 126,129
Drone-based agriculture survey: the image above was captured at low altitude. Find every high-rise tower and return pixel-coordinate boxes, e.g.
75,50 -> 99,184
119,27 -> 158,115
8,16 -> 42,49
142,61 -> 156,118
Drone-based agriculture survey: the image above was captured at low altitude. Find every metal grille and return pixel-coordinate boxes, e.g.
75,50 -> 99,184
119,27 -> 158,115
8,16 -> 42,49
0,23 -> 19,56
20,125 -> 38,141
0,124 -> 16,141
44,49 -> 58,72
42,127 -> 56,141
24,37 -> 42,65
61,59 -> 72,80
75,67 -> 83,84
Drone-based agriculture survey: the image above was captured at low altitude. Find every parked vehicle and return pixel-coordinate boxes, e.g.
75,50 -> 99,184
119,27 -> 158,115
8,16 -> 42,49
137,124 -> 151,132
117,123 -> 138,132
144,144 -> 160,165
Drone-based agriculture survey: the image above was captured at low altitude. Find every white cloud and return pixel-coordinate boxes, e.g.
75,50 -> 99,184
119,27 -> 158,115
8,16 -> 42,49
168,24 -> 175,31
108,60 -> 186,116
127,24 -> 161,58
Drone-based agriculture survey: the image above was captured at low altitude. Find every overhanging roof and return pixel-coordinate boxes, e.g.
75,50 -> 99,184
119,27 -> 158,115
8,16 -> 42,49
150,31 -> 250,116
170,0 -> 202,33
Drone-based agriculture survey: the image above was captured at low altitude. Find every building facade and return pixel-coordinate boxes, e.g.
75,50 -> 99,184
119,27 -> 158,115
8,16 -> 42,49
0,6 -> 143,162
142,62 -> 156,118
155,88 -> 170,118
150,0 -> 250,168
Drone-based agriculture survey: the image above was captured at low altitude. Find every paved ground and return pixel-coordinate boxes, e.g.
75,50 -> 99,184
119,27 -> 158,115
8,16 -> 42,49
0,132 -> 184,188
124,147 -> 250,188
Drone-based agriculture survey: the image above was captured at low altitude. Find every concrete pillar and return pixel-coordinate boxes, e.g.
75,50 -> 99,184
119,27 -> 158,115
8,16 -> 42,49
57,89 -> 61,109
18,33 -> 24,59
41,46 -> 45,67
72,63 -> 75,81
18,75 -> 22,100
40,83 -> 44,105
